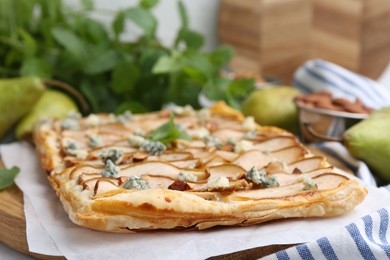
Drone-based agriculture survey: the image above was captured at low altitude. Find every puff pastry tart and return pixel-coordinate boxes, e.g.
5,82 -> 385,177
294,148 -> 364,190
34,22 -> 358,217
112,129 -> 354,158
33,102 -> 367,232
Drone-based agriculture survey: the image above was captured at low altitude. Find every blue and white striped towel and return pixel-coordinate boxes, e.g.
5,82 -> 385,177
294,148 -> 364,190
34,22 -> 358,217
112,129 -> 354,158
269,59 -> 390,259
264,199 -> 390,260
293,59 -> 390,109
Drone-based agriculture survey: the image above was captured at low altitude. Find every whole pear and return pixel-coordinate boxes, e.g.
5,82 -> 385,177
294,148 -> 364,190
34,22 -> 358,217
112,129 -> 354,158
343,106 -> 390,182
241,86 -> 301,133
0,77 -> 45,139
15,90 -> 79,139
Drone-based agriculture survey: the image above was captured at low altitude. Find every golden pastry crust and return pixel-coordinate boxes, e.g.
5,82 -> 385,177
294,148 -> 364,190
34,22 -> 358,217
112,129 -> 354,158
33,102 -> 367,232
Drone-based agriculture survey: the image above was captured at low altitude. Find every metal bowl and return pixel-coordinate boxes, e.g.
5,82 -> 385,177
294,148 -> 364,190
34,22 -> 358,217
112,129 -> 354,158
295,100 -> 369,143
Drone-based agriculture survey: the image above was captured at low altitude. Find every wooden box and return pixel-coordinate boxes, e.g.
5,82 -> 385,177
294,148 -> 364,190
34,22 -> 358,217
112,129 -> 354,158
219,0 -> 390,83
313,0 -> 390,79
219,0 -> 312,84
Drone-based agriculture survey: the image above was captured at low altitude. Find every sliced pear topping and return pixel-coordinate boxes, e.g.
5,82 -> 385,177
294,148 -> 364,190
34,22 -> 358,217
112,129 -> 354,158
233,150 -> 274,171
212,129 -> 244,142
216,150 -> 238,162
204,156 -> 227,167
94,179 -> 121,196
120,161 -> 208,180
207,164 -> 245,180
142,176 -> 174,189
159,152 -> 193,161
288,156 -> 327,173
169,158 -> 199,168
192,179 -> 250,192
78,173 -> 102,185
69,165 -> 103,180
270,167 -> 335,186
229,173 -> 348,200
271,145 -> 307,163
252,136 -> 297,152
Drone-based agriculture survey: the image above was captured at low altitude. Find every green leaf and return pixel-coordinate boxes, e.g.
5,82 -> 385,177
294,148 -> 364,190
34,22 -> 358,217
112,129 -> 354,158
112,61 -> 140,94
140,0 -> 159,9
20,58 -> 52,79
177,1 -> 188,29
125,7 -> 157,38
80,0 -> 94,10
203,77 -> 230,101
115,101 -> 149,114
209,46 -> 234,68
112,11 -> 126,40
82,18 -> 109,44
228,78 -> 255,98
177,29 -> 204,50
148,114 -> 191,144
51,27 -> 88,61
84,50 -> 120,75
0,166 -> 20,190
18,28 -> 37,57
152,55 -> 181,74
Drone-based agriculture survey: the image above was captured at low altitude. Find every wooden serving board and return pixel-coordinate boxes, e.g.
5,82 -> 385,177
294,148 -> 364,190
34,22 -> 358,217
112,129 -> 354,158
0,147 -> 351,259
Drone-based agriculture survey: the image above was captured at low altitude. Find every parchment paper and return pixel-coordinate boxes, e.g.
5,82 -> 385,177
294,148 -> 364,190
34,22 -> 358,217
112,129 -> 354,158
2,142 -> 389,259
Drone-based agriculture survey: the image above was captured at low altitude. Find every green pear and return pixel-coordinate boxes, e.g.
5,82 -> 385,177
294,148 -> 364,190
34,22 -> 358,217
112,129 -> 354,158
0,77 -> 45,139
343,106 -> 390,182
15,90 -> 79,139
241,86 -> 301,133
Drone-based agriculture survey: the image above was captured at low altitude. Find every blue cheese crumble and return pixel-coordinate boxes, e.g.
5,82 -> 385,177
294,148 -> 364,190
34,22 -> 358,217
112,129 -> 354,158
246,167 -> 279,188
64,140 -> 87,160
115,111 -> 134,124
88,134 -> 102,148
100,149 -> 123,164
61,111 -> 81,130
128,134 -> 147,147
234,140 -> 253,153
140,141 -> 166,156
206,177 -> 230,189
178,171 -> 198,182
302,174 -> 318,190
203,135 -> 222,148
243,116 -> 256,131
84,114 -> 101,127
123,176 -> 150,190
102,159 -> 120,178
243,130 -> 257,139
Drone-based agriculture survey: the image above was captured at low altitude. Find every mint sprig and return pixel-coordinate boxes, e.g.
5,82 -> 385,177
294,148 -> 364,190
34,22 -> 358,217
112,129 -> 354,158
148,114 -> 191,144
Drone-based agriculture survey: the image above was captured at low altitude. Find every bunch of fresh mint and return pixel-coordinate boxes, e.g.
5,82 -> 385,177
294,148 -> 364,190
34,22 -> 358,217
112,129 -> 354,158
0,0 -> 255,113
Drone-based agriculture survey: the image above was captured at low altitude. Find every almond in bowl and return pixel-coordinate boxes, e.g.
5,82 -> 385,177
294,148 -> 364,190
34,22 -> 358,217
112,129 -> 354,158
294,91 -> 374,143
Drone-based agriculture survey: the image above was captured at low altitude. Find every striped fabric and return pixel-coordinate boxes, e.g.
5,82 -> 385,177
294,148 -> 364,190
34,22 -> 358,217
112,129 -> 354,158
264,202 -> 390,260
293,59 -> 390,109
265,59 -> 390,259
